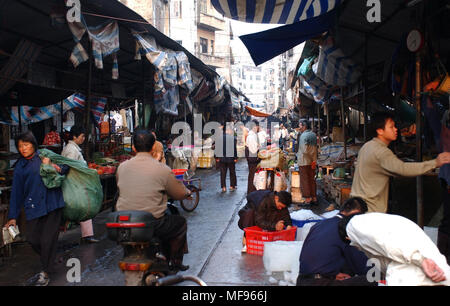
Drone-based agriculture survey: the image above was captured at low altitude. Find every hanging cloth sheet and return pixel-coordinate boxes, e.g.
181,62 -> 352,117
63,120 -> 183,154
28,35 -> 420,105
134,34 -> 196,116
313,34 -> 361,86
0,39 -> 42,95
239,9 -> 338,66
67,14 -> 120,80
2,93 -> 106,125
211,0 -> 342,24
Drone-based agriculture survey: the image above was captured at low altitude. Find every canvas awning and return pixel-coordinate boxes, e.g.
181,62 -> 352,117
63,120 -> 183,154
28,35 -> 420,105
0,0 -> 219,107
211,0 -> 342,24
245,105 -> 271,117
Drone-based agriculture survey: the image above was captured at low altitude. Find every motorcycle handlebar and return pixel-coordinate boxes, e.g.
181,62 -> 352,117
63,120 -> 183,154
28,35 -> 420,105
156,274 -> 207,286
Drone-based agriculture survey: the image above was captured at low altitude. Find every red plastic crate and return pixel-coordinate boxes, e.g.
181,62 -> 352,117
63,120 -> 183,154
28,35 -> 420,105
171,169 -> 187,180
172,169 -> 187,175
244,226 -> 297,256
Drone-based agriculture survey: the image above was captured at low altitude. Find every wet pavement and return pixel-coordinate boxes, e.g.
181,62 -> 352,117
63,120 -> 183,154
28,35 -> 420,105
0,160 -> 344,286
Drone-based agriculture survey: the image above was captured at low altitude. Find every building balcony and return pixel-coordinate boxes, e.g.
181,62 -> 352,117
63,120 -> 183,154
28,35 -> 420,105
198,12 -> 226,32
198,52 -> 227,69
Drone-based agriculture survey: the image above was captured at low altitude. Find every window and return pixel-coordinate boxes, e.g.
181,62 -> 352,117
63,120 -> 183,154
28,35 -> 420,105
200,37 -> 208,53
210,40 -> 214,55
255,75 -> 261,81
199,0 -> 208,14
171,0 -> 182,19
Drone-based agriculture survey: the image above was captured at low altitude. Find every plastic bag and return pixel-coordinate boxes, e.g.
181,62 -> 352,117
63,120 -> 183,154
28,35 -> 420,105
274,171 -> 287,192
263,240 -> 303,273
39,149 -> 103,222
253,170 -> 267,190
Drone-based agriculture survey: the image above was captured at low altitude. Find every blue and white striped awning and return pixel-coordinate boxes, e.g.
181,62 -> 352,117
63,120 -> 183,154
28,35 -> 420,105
244,100 -> 265,109
211,0 -> 342,24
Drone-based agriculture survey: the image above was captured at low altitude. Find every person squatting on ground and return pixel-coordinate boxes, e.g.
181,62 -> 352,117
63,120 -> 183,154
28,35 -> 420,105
238,190 -> 292,253
296,197 -> 376,286
350,112 -> 450,213
338,212 -> 450,286
115,129 -> 192,271
296,119 -> 318,205
61,125 -> 99,244
4,131 -> 70,286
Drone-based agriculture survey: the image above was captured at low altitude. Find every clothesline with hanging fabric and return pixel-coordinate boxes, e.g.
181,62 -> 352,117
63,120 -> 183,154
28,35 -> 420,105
67,14 -> 120,80
1,93 -> 106,126
134,33 -> 197,116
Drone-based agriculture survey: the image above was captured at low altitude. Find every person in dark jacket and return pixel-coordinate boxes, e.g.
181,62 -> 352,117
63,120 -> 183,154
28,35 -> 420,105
238,190 -> 292,253
255,191 -> 293,232
217,125 -> 238,192
4,131 -> 69,286
296,197 -> 375,286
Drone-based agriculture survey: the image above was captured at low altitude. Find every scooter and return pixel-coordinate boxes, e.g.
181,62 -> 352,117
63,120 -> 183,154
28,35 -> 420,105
106,210 -> 172,286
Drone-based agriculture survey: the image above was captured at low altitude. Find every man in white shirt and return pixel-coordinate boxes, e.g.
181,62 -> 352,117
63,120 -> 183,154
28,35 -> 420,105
113,111 -> 123,130
61,125 -> 99,244
272,125 -> 281,148
339,213 -> 450,286
245,120 -> 260,194
257,126 -> 268,149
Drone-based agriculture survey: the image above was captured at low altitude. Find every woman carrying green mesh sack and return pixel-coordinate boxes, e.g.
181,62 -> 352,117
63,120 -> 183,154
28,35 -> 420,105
4,131 -> 69,286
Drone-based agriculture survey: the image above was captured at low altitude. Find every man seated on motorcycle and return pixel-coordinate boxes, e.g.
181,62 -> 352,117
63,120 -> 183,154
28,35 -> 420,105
116,129 -> 192,271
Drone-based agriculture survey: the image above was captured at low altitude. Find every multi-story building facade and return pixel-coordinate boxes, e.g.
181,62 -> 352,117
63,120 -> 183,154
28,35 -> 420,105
119,0 -> 170,36
119,1 -> 231,82
169,0 -> 231,81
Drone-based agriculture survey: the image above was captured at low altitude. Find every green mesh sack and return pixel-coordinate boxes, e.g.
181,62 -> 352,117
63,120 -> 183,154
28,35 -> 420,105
40,163 -> 65,189
39,149 -> 103,222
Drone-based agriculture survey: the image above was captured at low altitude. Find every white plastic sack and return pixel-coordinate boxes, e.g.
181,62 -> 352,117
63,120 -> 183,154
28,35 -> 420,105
263,240 -> 303,273
253,170 -> 267,190
291,171 -> 300,188
274,171 -> 287,192
297,222 -> 316,241
290,209 -> 323,221
320,210 -> 340,219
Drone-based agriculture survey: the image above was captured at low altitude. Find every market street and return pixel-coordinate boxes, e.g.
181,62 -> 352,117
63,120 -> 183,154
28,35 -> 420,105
0,161 -> 442,287
0,160 -> 301,286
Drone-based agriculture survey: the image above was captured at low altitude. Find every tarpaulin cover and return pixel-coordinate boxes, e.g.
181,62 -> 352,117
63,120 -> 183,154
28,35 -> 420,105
239,9 -> 338,66
245,106 -> 271,117
211,0 -> 342,24
3,93 -> 106,125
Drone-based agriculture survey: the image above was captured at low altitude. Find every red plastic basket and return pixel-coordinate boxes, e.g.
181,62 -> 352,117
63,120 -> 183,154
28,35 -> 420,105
172,169 -> 188,175
171,169 -> 187,180
244,226 -> 297,256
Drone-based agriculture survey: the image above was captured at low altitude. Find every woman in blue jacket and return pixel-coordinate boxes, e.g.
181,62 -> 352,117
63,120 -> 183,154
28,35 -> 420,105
4,131 -> 68,286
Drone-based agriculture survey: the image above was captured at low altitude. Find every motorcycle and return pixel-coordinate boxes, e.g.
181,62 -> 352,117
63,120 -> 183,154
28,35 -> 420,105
106,210 -> 173,286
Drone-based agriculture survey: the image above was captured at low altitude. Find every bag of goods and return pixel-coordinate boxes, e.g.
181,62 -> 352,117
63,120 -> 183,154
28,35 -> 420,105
291,171 -> 300,188
263,240 -> 303,274
39,149 -> 103,222
274,171 -> 287,192
258,148 -> 286,169
253,170 -> 267,190
290,187 -> 302,203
